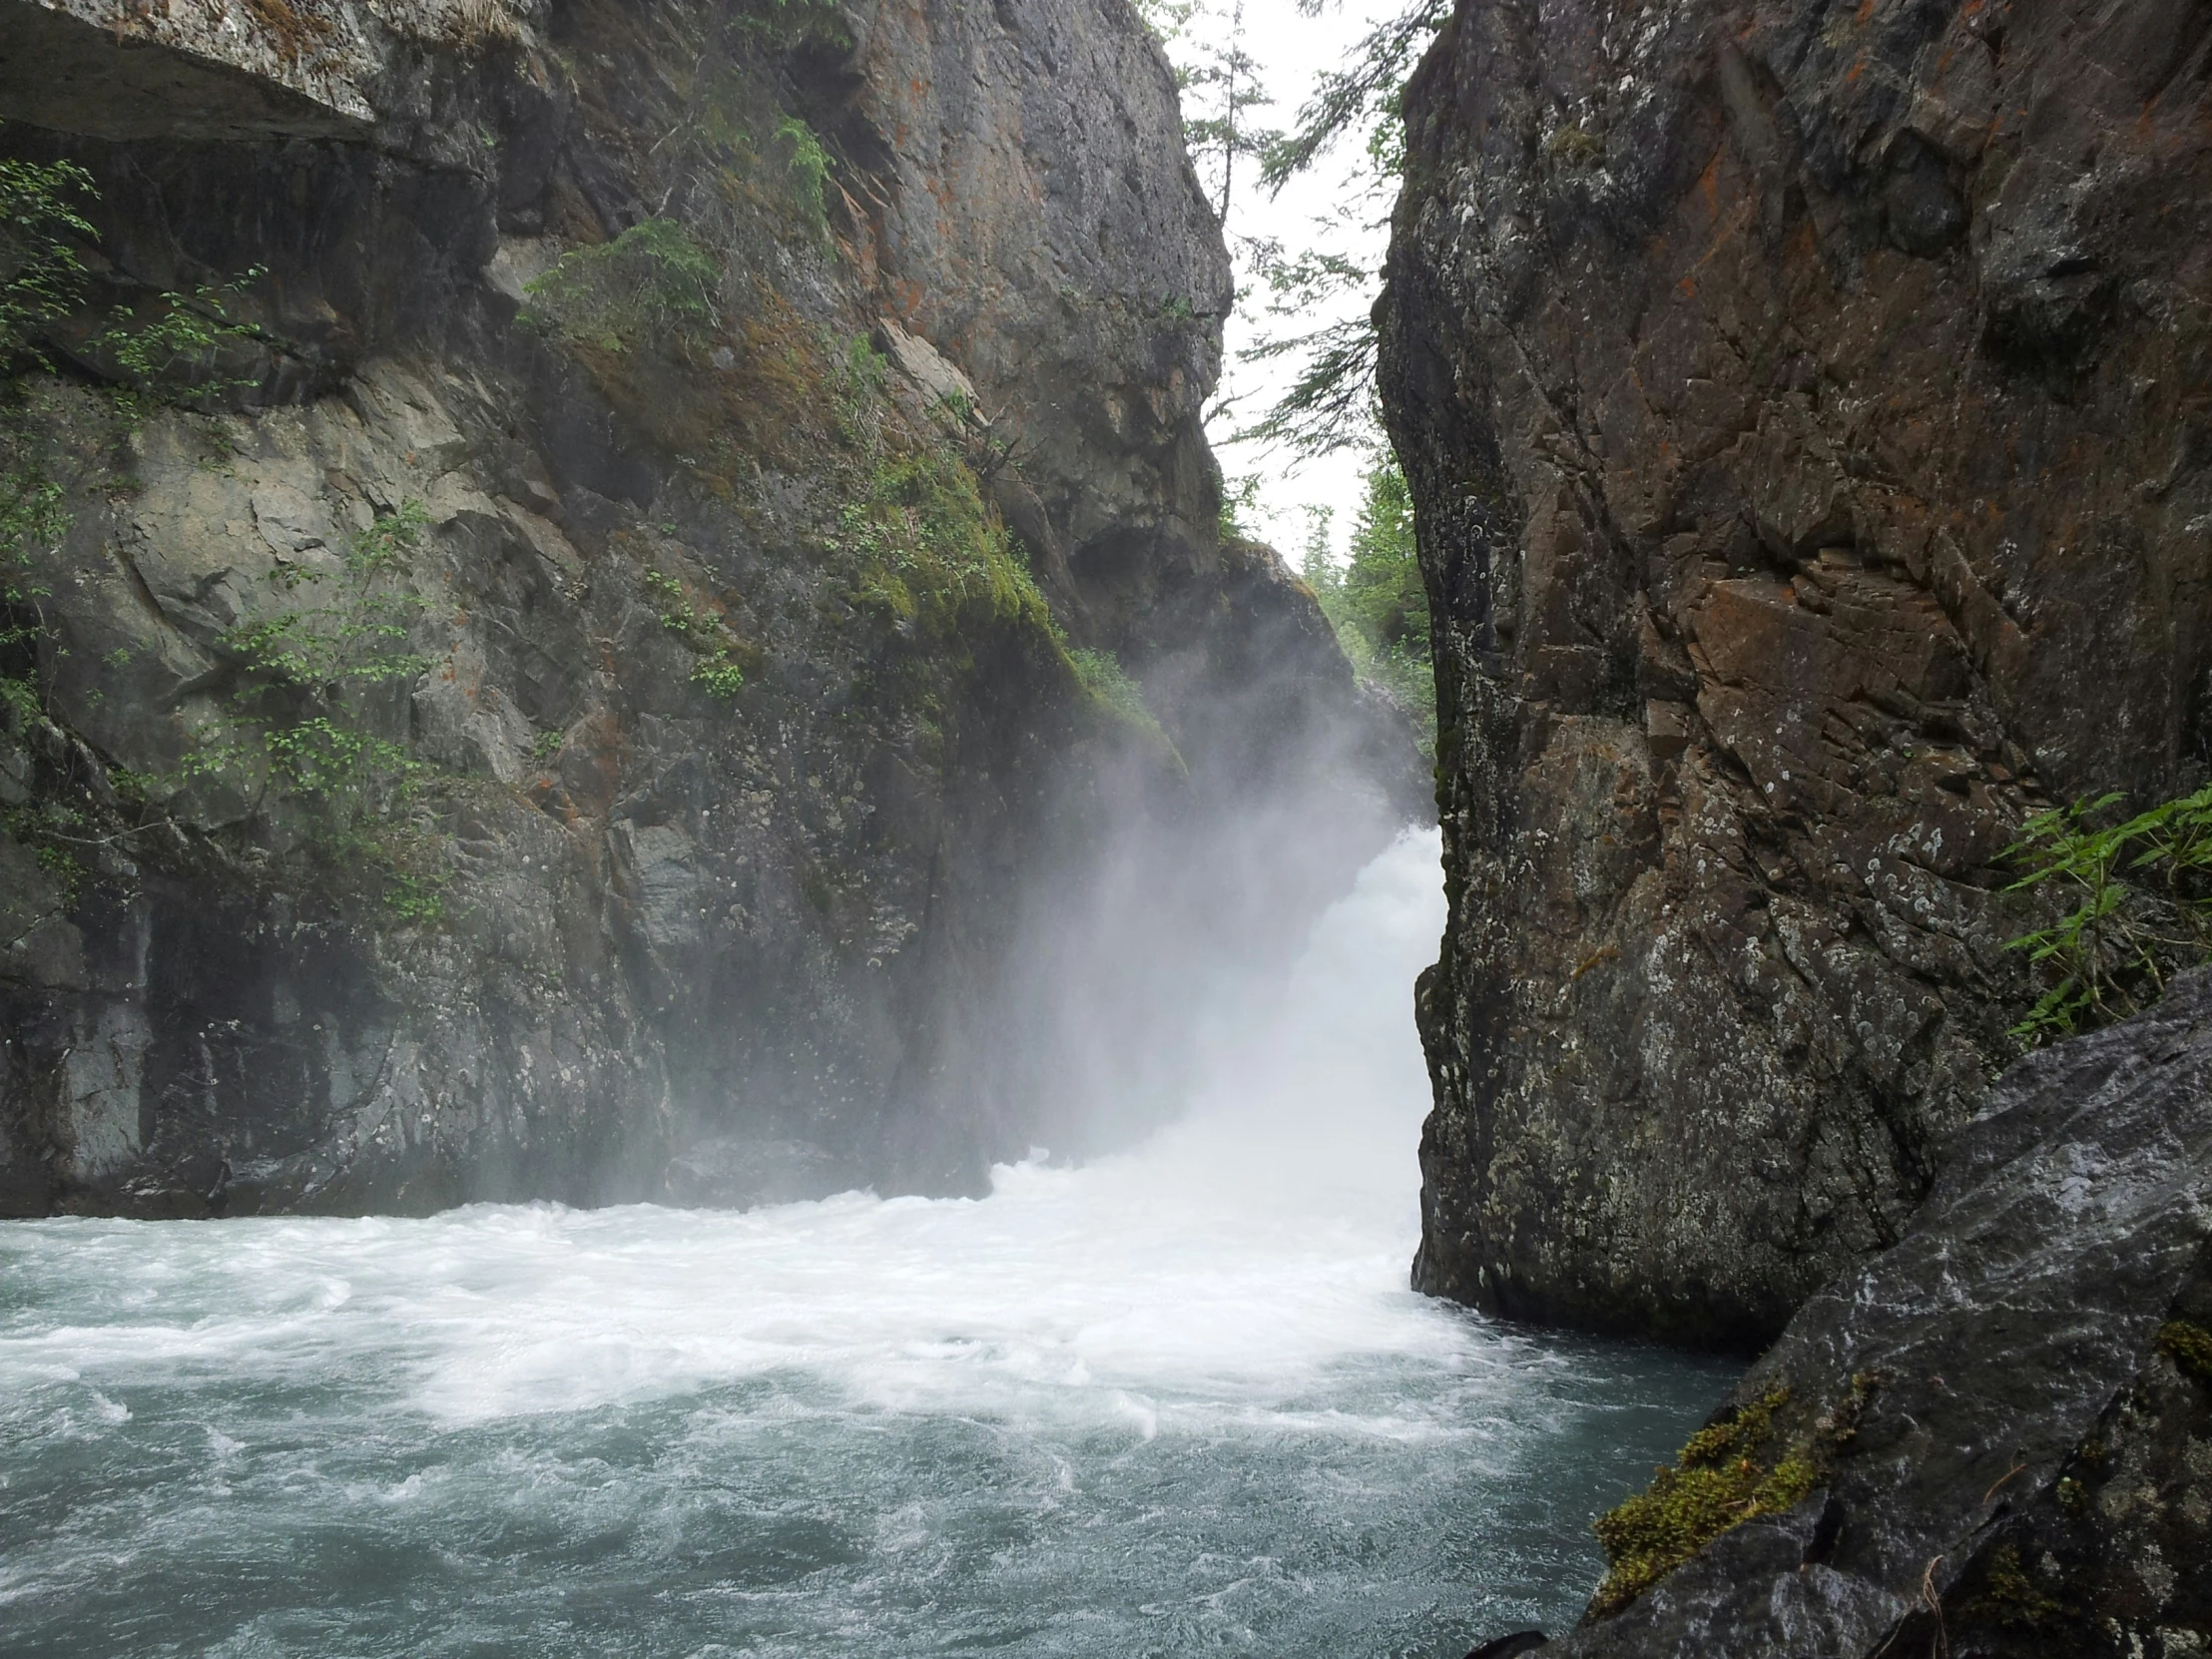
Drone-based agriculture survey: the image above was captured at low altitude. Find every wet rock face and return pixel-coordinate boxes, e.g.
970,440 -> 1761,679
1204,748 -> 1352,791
1380,0 -> 2212,1344
0,0 -> 1416,1216
1524,970 -> 2212,1658
834,0 -> 1231,609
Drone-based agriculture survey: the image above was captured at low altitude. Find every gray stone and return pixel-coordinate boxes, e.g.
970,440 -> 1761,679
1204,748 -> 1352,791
1382,0 -> 2212,1345
1526,970 -> 2212,1655
0,0 -> 1421,1218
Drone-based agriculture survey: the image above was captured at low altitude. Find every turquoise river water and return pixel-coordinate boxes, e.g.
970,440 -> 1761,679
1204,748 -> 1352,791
0,832 -> 1734,1658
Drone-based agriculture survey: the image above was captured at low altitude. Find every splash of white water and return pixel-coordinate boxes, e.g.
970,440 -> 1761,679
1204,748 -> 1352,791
4,830 -> 1455,1426
0,829 -> 1734,1659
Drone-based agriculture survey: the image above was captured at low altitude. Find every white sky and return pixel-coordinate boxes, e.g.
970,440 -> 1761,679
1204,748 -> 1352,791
1185,0 -> 1404,569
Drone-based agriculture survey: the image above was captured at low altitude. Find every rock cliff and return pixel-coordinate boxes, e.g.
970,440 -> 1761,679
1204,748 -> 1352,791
1483,968 -> 2212,1658
0,0 -> 1418,1216
1381,0 -> 2212,1345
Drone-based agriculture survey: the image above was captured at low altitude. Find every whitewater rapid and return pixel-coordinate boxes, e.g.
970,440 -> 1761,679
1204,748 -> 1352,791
0,831 -> 1732,1657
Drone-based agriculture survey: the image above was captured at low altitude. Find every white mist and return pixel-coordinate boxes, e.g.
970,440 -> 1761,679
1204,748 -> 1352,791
0,830 -> 1733,1659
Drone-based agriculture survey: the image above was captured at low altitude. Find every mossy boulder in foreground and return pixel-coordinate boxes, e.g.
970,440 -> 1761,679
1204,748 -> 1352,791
1481,969 -> 2212,1657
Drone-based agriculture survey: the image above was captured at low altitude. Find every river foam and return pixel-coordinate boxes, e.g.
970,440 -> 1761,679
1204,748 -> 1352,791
1,831 -> 1734,1658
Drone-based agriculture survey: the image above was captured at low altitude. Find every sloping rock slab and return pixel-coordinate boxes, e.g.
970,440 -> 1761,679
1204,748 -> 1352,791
1540,969 -> 2212,1656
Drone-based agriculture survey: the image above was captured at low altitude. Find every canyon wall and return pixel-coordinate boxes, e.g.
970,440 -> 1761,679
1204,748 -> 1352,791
0,0 -> 1418,1216
1381,0 -> 2212,1346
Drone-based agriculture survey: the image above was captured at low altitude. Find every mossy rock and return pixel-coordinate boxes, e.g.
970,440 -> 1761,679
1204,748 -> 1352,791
1964,1544 -> 2063,1630
2157,1319 -> 2212,1385
1588,1386 -> 1820,1618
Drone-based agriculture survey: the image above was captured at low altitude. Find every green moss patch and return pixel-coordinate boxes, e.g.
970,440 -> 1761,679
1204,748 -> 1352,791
2157,1319 -> 2212,1385
1965,1544 -> 2062,1629
1067,645 -> 1180,766
1589,1386 -> 1820,1618
840,448 -> 1051,641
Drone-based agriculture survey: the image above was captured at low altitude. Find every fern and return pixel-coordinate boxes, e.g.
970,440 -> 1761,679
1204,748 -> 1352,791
2003,784 -> 2212,1041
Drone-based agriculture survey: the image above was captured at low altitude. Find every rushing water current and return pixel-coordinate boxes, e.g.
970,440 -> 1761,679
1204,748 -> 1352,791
1,832 -> 1734,1658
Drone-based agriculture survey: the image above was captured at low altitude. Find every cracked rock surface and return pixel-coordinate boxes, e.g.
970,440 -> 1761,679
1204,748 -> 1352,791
1381,0 -> 2212,1345
0,0 -> 1420,1217
1499,969 -> 2212,1658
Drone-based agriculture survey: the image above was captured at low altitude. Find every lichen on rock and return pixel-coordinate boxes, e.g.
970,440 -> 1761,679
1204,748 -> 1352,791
1382,0 -> 2212,1348
1510,969 -> 2212,1659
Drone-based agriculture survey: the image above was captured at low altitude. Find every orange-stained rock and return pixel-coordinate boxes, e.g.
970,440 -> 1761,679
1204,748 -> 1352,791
1382,0 -> 2212,1345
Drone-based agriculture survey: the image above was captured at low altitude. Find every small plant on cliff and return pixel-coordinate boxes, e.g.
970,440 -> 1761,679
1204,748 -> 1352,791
775,117 -> 831,239
1589,1386 -> 1819,1618
0,459 -> 66,735
0,154 -> 96,366
2002,784 -> 2212,1043
96,267 -> 272,410
830,331 -> 889,446
642,568 -> 748,699
174,498 -> 450,918
1963,1545 -> 2063,1630
2157,1319 -> 2212,1385
521,219 -> 722,353
4,142 -> 275,411
222,499 -> 434,688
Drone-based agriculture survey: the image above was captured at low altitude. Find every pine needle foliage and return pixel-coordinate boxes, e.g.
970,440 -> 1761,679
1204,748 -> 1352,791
1303,448 -> 1433,752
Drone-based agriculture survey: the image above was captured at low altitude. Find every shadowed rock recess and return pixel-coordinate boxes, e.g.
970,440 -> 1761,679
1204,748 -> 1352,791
1381,0 -> 2212,1346
0,0 -> 1421,1217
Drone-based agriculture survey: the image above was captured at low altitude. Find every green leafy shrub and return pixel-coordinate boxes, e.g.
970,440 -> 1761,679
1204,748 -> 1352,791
0,436 -> 74,741
1,461 -> 64,665
96,267 -> 270,407
2002,783 -> 2212,1042
642,568 -> 747,699
225,500 -> 433,689
521,219 -> 722,352
3,147 -> 271,408
775,117 -> 831,237
174,499 -> 448,919
0,154 -> 96,365
382,867 -> 450,923
1589,1387 -> 1819,1617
